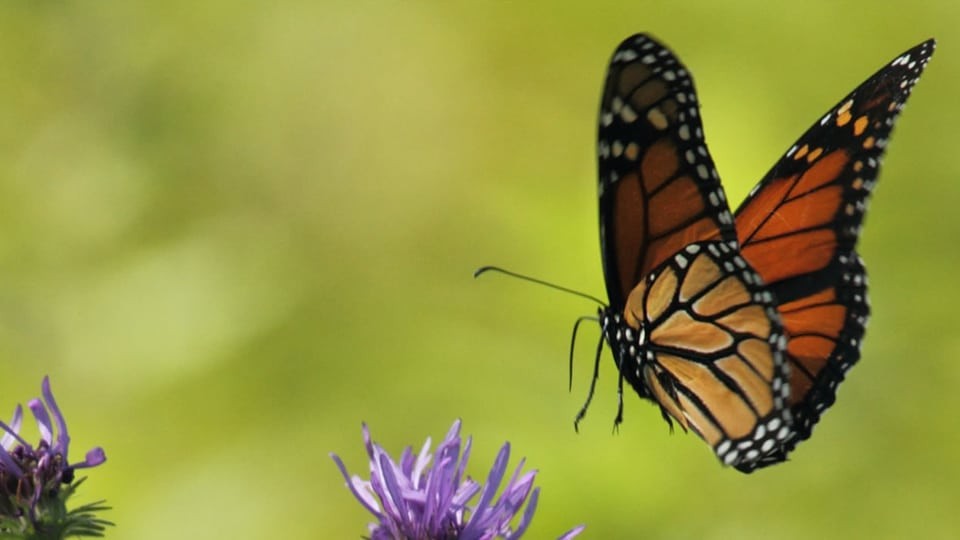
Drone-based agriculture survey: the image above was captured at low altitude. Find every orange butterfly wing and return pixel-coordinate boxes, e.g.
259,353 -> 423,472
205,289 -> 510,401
598,34 -> 736,310
734,39 -> 935,465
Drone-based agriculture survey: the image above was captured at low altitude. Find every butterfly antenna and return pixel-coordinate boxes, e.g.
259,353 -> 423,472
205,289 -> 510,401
569,315 -> 599,392
573,327 -> 606,433
474,266 -> 606,307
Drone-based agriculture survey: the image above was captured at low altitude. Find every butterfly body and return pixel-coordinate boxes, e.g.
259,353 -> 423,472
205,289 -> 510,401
593,34 -> 934,472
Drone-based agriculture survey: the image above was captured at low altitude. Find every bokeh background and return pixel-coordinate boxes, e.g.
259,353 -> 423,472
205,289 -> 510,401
0,1 -> 957,538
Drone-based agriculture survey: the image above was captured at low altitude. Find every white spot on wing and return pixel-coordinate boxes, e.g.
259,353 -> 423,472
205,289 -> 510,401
616,49 -> 638,62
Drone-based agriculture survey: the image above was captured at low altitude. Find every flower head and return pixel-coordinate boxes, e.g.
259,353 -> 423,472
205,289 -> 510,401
332,419 -> 584,540
0,376 -> 111,538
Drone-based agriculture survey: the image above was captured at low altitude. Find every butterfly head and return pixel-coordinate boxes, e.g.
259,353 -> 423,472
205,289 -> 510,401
599,303 -> 653,399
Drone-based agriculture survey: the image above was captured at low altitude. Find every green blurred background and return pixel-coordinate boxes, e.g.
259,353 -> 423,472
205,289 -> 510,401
0,1 -> 957,538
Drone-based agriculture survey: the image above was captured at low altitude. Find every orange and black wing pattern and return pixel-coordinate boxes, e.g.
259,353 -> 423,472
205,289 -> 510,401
734,39 -> 935,465
598,34 -> 737,311
605,241 -> 793,469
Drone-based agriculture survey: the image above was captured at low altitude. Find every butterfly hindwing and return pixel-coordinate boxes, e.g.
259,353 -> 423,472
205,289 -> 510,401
609,241 -> 792,470
733,40 -> 934,464
778,252 -> 868,442
598,34 -> 737,311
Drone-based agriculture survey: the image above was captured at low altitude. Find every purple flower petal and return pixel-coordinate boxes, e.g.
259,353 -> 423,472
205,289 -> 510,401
443,418 -> 462,444
330,452 -> 382,517
362,423 -> 374,459
557,524 -> 587,540
41,376 -> 71,456
507,486 -> 540,540
1,405 -> 23,450
0,419 -> 30,452
454,433 -> 472,488
73,447 -> 107,469
28,399 -> 53,445
451,477 -> 481,507
399,445 -> 416,480
377,451 -> 410,527
0,445 -> 23,477
461,442 -> 511,539
412,436 -> 433,483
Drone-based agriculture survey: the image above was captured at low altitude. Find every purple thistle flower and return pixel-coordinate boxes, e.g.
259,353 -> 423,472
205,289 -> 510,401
0,376 -> 111,537
332,419 -> 585,540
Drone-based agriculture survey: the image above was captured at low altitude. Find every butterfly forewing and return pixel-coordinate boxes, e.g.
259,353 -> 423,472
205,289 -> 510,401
598,34 -> 737,310
737,39 -> 934,294
733,39 -> 934,464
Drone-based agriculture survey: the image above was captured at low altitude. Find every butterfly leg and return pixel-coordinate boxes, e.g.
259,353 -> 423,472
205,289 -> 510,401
573,329 -> 606,432
613,365 -> 625,434
568,315 -> 597,392
656,370 -> 677,433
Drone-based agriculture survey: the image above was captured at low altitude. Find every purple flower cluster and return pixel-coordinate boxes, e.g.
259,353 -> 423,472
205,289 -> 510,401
332,420 -> 583,540
0,376 -> 107,533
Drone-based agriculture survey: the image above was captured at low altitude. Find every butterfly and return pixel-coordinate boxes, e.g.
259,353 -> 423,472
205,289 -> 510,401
595,34 -> 934,472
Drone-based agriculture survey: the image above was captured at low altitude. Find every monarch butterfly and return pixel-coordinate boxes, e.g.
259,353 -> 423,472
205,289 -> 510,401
596,34 -> 934,471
